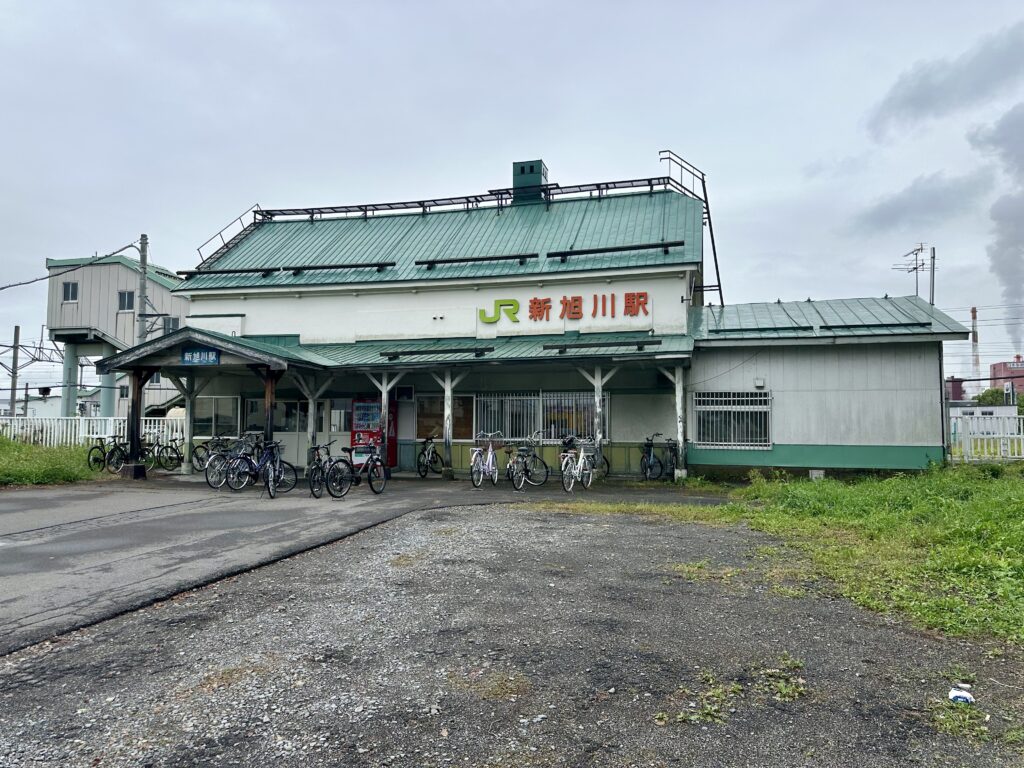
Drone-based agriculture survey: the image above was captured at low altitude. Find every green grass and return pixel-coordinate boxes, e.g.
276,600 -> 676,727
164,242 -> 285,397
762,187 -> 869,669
537,463 -> 1024,643
0,437 -> 97,486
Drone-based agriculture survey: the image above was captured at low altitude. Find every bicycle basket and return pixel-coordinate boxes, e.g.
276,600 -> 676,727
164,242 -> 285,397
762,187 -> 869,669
560,435 -> 577,450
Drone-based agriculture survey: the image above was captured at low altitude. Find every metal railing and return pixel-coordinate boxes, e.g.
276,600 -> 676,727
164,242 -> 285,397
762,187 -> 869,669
0,417 -> 185,447
474,392 -> 608,443
950,415 -> 1024,462
692,391 -> 772,449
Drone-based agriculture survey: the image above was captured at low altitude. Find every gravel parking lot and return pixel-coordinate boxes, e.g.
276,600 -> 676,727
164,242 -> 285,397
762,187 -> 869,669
2,503 -> 1021,767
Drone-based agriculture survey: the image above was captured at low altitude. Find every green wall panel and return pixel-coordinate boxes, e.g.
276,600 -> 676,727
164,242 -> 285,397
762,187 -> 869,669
686,443 -> 943,470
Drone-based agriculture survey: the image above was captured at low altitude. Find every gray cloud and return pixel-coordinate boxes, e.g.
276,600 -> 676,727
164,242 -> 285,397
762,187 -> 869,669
970,102 -> 1024,349
850,168 -> 994,232
867,20 -> 1024,140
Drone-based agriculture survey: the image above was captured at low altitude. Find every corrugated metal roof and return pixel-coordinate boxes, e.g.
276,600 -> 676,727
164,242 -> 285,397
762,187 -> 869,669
689,295 -> 969,341
46,255 -> 182,291
192,330 -> 692,370
177,190 -> 702,291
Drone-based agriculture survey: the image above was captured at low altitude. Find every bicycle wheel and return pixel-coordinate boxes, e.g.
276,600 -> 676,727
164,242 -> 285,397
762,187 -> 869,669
158,446 -> 180,471
140,448 -> 157,473
368,460 -> 387,494
87,445 -> 106,472
470,454 -> 483,487
429,451 -> 443,474
561,457 -> 575,492
264,464 -> 277,499
489,458 -> 499,486
106,446 -> 126,474
276,461 -> 297,493
593,454 -> 610,479
326,460 -> 354,498
512,459 -> 526,491
525,454 -> 549,486
309,465 -> 324,498
580,459 -> 594,489
416,450 -> 429,478
205,454 -> 228,489
191,444 -> 210,472
226,458 -> 252,491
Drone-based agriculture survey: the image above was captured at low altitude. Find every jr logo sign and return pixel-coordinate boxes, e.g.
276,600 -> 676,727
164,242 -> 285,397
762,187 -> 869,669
478,299 -> 520,324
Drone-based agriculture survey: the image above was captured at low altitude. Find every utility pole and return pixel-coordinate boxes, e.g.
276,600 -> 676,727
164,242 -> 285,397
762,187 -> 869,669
8,325 -> 19,416
22,382 -> 28,416
137,233 -> 149,345
929,247 -> 936,306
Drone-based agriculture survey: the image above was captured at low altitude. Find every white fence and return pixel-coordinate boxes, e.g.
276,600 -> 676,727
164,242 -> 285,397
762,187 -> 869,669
950,415 -> 1024,462
0,417 -> 185,447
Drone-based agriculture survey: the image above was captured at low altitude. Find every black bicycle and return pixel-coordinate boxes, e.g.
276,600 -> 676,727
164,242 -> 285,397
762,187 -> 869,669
640,432 -> 663,480
416,432 -> 444,477
307,440 -> 339,498
325,440 -> 387,497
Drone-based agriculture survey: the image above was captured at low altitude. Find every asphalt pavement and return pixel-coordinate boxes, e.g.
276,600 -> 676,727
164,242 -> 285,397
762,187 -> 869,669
0,473 -> 716,656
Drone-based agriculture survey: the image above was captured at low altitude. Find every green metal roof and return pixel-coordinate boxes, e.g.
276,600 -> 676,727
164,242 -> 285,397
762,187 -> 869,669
46,255 -> 182,291
177,190 -> 703,292
301,331 -> 692,368
688,295 -> 968,342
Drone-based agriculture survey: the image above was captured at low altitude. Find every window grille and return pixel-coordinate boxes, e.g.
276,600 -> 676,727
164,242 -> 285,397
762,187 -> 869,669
693,391 -> 772,449
473,392 -> 608,442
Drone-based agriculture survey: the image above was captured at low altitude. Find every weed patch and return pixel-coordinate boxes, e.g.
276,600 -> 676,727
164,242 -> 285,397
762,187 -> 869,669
0,437 -> 96,486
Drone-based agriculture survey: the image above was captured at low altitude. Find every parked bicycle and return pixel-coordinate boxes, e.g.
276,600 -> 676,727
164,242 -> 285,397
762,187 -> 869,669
191,433 -> 235,472
503,442 -> 532,491
502,429 -> 549,487
157,435 -> 185,471
307,440 -> 339,498
225,439 -> 297,495
470,431 -> 502,487
416,431 -> 444,477
104,432 -> 159,474
639,432 -> 664,480
325,439 -> 387,496
87,435 -> 117,471
663,437 -> 679,479
205,434 -> 254,489
560,434 -> 596,492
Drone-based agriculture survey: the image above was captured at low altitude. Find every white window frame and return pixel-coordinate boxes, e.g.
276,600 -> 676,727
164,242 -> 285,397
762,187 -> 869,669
163,316 -> 180,335
693,391 -> 772,450
62,281 -> 78,303
117,290 -> 135,312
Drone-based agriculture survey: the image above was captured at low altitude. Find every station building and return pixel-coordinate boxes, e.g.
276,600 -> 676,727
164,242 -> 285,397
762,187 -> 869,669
97,157 -> 968,474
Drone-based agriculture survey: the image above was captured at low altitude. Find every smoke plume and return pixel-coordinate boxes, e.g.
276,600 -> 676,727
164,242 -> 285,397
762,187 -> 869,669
970,103 -> 1024,350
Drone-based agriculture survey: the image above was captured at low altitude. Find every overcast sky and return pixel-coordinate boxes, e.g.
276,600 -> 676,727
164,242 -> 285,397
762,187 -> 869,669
2,0 -> 1023,393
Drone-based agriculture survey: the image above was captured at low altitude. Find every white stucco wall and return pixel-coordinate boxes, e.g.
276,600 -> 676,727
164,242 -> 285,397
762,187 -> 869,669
686,342 -> 943,447
182,271 -> 691,343
609,393 -> 675,443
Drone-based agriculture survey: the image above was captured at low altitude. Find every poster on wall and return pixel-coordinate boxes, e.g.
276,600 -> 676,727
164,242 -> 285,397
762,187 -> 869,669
351,398 -> 398,467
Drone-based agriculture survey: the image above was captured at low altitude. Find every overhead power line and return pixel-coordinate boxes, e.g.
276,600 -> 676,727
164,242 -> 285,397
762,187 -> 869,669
0,241 -> 140,293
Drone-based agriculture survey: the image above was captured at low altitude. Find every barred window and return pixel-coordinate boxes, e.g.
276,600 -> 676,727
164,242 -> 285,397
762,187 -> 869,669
473,392 -> 607,442
693,391 -> 771,449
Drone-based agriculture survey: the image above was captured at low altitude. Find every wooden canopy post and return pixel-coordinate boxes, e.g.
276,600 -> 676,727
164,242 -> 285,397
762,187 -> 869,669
577,365 -> 619,463
125,367 -> 157,479
167,373 -> 212,475
366,371 -> 405,475
293,372 -> 332,472
430,369 -> 469,479
658,365 -> 687,480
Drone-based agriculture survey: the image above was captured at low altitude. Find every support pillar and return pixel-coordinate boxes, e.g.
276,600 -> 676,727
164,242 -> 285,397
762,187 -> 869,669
62,342 -> 79,417
430,369 -> 469,479
366,371 -> 405,476
293,373 -> 332,472
124,367 -> 156,479
658,365 -> 687,480
99,342 -> 116,418
168,374 -> 211,475
577,365 -> 619,465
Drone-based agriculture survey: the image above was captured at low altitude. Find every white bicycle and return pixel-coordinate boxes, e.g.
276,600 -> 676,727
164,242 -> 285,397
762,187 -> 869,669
470,431 -> 503,488
560,434 -> 596,492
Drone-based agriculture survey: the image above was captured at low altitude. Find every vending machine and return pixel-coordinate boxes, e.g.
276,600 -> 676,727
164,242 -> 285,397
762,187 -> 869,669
351,398 -> 398,468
